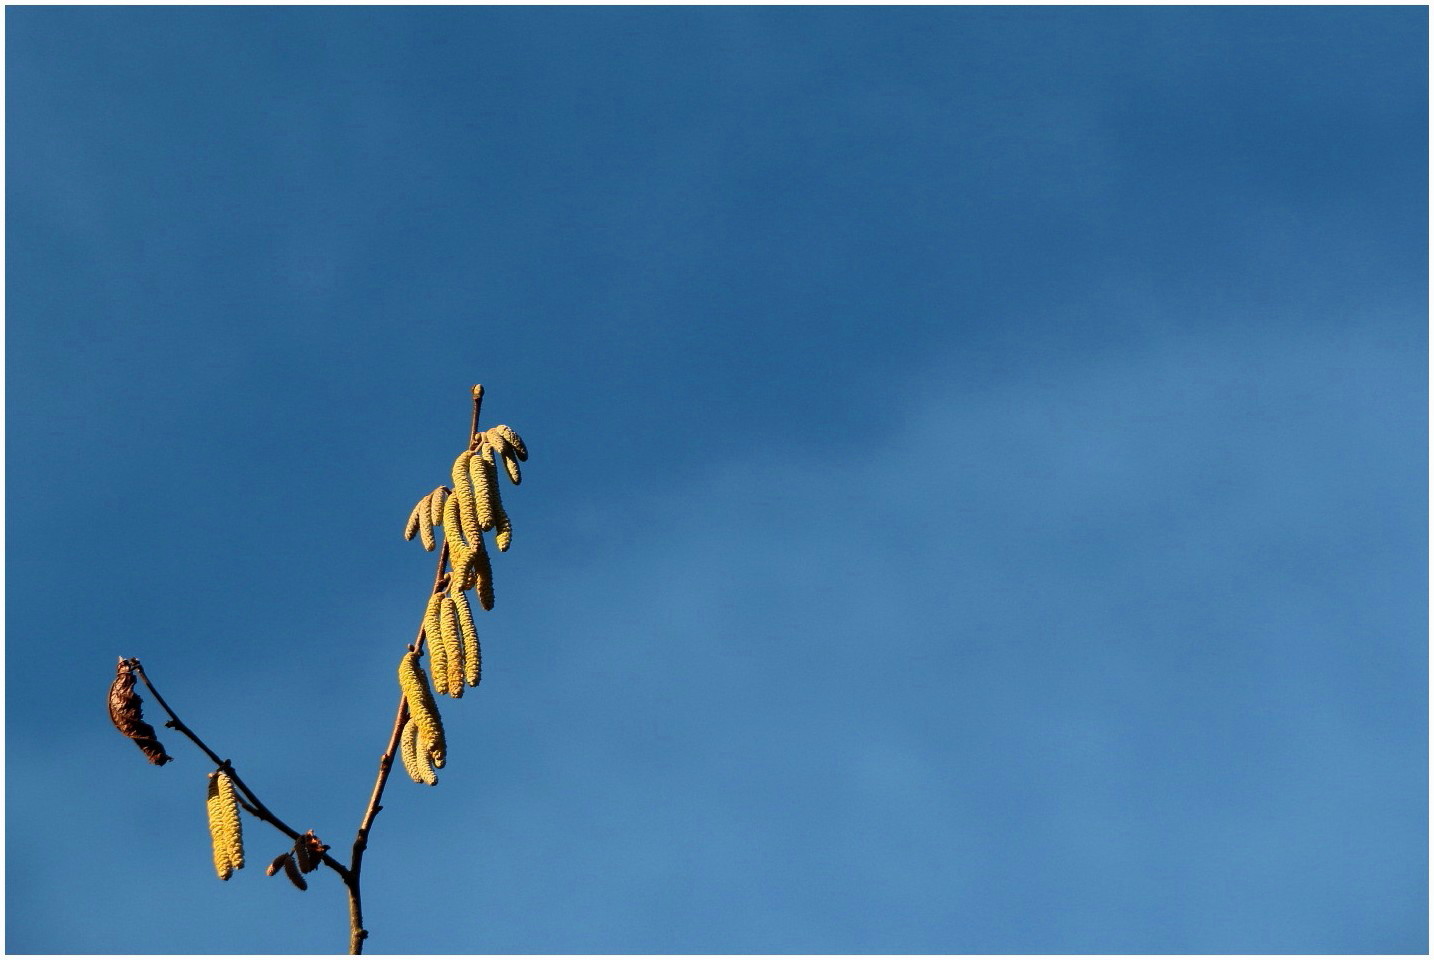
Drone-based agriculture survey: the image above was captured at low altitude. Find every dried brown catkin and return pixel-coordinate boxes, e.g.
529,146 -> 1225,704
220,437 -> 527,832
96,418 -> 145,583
294,831 -> 326,874
397,651 -> 445,766
282,854 -> 308,891
450,586 -> 482,687
439,596 -> 465,698
206,772 -> 244,881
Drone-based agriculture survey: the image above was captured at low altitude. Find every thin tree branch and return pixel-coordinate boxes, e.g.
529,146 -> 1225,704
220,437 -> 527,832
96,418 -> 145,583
344,384 -> 483,954
132,663 -> 353,881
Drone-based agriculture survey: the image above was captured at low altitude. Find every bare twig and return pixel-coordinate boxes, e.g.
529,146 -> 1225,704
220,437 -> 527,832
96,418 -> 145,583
132,664 -> 353,881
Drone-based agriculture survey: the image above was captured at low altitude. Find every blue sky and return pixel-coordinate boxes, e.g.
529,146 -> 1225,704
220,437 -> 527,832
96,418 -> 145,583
6,6 -> 1427,955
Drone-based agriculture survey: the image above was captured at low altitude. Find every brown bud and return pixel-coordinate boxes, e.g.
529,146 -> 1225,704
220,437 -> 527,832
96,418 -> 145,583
294,830 -> 328,874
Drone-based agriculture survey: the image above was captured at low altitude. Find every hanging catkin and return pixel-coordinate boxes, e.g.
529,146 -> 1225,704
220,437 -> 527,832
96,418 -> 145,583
282,854 -> 308,891
400,717 -> 437,785
471,531 -> 494,611
491,424 -> 528,462
442,492 -> 467,552
486,429 -> 523,486
428,486 -> 449,528
397,651 -> 445,767
423,593 -> 448,694
468,446 -> 500,531
206,771 -> 244,881
439,596 -> 465,698
451,450 -> 483,545
443,495 -> 479,590
449,586 -> 482,687
411,492 -> 437,551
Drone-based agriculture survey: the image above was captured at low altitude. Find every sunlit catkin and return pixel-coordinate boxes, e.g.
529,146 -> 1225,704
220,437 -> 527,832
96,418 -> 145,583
417,722 -> 445,770
468,446 -> 500,531
443,495 -> 478,589
442,491 -> 467,552
439,596 -> 465,698
451,450 -> 483,544
471,529 -> 495,610
412,492 -> 436,551
423,593 -> 448,694
492,424 -> 528,462
484,428 -> 513,462
451,543 -> 477,591
428,486 -> 449,529
450,586 -> 481,687
399,718 -> 437,785
397,651 -> 445,766
206,772 -> 244,881
493,504 -> 512,552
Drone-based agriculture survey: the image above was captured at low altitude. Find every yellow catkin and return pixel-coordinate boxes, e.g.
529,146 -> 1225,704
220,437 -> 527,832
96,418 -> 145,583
492,424 -> 528,462
468,446 -> 500,531
493,501 -> 512,552
484,429 -> 513,461
423,593 -> 448,693
428,486 -> 449,528
470,529 -> 495,610
450,586 -> 482,687
404,500 -> 423,542
399,718 -> 437,785
439,596 -> 465,698
452,543 -> 476,591
442,491 -> 467,552
419,725 -> 445,770
485,429 -> 524,486
451,450 -> 482,545
397,652 -> 445,766
416,493 -> 437,551
206,772 -> 244,881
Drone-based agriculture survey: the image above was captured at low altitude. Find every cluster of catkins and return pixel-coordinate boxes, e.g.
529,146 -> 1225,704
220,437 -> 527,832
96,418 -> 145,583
264,829 -> 329,891
397,420 -> 528,786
